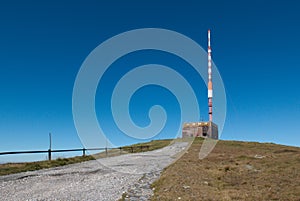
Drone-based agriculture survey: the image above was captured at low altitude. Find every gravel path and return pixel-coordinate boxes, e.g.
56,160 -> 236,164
0,142 -> 188,201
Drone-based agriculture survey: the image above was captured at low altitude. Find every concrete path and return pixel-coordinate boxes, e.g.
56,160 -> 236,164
0,142 -> 188,201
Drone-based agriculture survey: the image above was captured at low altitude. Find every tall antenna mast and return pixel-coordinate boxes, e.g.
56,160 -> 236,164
208,29 -> 213,121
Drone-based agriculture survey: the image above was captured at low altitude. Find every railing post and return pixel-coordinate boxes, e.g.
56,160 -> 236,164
105,147 -> 108,157
82,148 -> 86,157
48,149 -> 51,161
131,146 -> 133,153
119,147 -> 122,154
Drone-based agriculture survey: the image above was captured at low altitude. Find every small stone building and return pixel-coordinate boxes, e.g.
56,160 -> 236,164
182,121 -> 218,139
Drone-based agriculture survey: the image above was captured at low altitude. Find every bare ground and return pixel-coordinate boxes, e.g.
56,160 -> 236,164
0,141 -> 188,201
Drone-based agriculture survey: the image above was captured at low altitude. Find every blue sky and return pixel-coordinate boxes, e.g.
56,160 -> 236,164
0,0 -> 300,162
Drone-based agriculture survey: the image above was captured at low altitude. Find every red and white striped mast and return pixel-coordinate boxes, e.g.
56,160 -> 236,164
208,29 -> 213,122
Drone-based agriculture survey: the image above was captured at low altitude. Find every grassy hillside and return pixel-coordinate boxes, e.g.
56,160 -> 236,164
151,138 -> 300,201
0,155 -> 95,176
0,139 -> 173,176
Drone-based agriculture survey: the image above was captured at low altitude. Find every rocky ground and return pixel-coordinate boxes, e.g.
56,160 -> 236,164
0,142 -> 188,201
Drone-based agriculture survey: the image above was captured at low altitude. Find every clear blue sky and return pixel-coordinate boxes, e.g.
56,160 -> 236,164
1,0 -> 299,162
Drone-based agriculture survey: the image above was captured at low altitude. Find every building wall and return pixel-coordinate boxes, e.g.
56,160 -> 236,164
182,122 -> 218,139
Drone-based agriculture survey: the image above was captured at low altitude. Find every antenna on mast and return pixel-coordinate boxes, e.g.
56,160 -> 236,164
208,29 -> 213,122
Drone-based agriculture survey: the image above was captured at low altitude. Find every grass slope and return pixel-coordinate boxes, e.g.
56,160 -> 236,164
151,138 -> 300,201
0,155 -> 94,176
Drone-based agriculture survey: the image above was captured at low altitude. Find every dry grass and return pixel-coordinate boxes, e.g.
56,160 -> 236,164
0,155 -> 94,176
151,138 -> 300,201
94,139 -> 174,159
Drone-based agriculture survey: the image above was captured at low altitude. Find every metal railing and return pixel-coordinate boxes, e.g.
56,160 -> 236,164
0,145 -> 150,161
